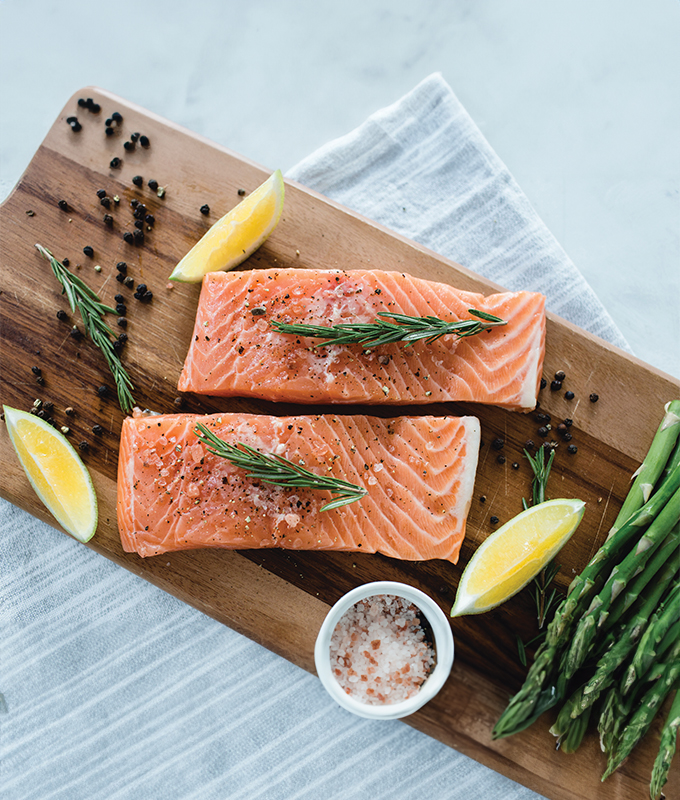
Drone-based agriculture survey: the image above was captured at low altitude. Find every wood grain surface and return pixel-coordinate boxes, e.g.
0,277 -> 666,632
1,87 -> 678,800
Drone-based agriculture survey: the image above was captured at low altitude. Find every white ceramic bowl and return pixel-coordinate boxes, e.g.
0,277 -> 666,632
314,581 -> 455,720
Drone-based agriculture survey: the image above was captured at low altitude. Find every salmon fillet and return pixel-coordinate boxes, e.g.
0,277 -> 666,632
177,269 -> 545,411
117,411 -> 480,563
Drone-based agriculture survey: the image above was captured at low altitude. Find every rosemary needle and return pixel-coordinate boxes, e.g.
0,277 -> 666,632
194,423 -> 367,512
271,309 -> 506,350
36,244 -> 135,413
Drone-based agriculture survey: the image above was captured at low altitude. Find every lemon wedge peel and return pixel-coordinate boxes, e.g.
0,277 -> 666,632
169,169 -> 285,282
450,498 -> 585,617
3,405 -> 98,543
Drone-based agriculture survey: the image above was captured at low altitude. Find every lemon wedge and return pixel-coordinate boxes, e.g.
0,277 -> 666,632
3,405 -> 98,542
450,498 -> 585,617
170,169 -> 285,282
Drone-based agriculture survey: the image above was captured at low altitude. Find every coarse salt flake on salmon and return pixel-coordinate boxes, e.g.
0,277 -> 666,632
177,269 -> 546,411
117,410 -> 480,563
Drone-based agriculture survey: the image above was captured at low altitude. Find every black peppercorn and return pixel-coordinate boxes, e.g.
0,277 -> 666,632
101,196 -> 111,208
89,103 -> 101,114
36,409 -> 47,419
117,332 -> 128,343
71,121 -> 82,132
142,290 -> 153,302
116,303 -> 127,316
112,111 -> 123,123
134,219 -> 145,230
110,157 -> 121,169
105,126 -> 115,137
103,214 -> 113,227
590,393 -> 599,403
117,316 -> 127,328
92,424 -> 104,436
564,418 -> 573,427
139,135 -> 150,147
490,515 -> 499,524
70,325 -> 82,339
565,391 -> 575,400
62,258 -> 70,266
130,199 -> 139,208
550,379 -> 562,391
114,294 -> 125,303
133,229 -> 144,244
251,307 -> 267,316
116,261 -> 127,273
115,273 -> 126,283
200,204 -> 210,215
567,444 -> 578,454
56,309 -> 68,321
145,214 -> 155,226
497,454 -> 506,464
555,370 -> 566,381
237,188 -> 246,196
113,339 -> 123,354
132,175 -> 143,187
131,132 -> 140,143
124,276 -> 134,288
78,98 -> 87,107
58,200 -> 68,211
135,284 -> 147,295
36,376 -> 45,386
491,437 -> 505,450
78,441 -> 89,451
173,396 -> 184,407
105,118 -> 113,127
31,366 -> 42,375
133,206 -> 145,220
66,116 -> 78,124
525,439 -> 535,450
535,412 -> 551,423
97,189 -> 107,199
480,495 -> 486,503
43,401 -> 53,412
538,426 -> 548,437
97,385 -> 109,397
123,231 -> 134,244
562,432 -> 573,442
148,179 -> 159,191
83,245 -> 94,257
557,422 -> 567,433
540,377 -> 547,389
123,141 -> 135,151
512,462 -> 519,470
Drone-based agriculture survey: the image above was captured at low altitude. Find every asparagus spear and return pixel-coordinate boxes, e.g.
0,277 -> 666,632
493,470 -> 680,739
563,487 -> 680,680
602,637 -> 680,780
607,399 -> 680,540
550,462 -> 680,644
650,686 -> 680,800
577,559 -> 678,709
622,583 -> 680,696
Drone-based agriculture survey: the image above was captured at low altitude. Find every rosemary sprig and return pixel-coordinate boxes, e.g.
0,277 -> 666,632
523,444 -> 561,629
270,308 -> 506,350
194,423 -> 368,512
36,244 -> 135,413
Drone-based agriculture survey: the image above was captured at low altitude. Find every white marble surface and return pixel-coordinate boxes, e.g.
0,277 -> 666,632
1,3 -> 679,800
1,0 -> 678,377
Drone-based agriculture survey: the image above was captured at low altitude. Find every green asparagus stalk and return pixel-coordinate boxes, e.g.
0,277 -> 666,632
493,473 -> 680,739
607,400 -> 680,540
562,487 -> 680,680
650,685 -> 680,800
577,559 -> 679,710
602,638 -> 680,780
622,582 -> 680,696
597,529 -> 679,634
550,462 -> 680,645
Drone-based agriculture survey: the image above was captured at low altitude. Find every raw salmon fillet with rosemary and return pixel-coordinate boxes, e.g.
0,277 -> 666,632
177,269 -> 546,411
117,410 -> 480,563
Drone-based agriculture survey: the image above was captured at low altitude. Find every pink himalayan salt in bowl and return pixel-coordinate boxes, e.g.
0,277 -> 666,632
314,581 -> 454,720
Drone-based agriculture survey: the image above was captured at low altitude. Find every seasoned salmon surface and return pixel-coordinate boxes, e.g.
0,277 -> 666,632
118,411 -> 480,563
178,269 -> 545,411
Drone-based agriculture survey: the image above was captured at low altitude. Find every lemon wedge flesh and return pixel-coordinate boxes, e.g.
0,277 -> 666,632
3,405 -> 98,542
450,498 -> 585,617
170,169 -> 285,282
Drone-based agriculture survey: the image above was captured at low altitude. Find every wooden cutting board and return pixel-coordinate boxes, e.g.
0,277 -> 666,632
1,88 -> 678,800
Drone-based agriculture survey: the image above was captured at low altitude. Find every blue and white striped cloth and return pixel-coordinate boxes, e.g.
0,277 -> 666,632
1,74 -> 627,800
